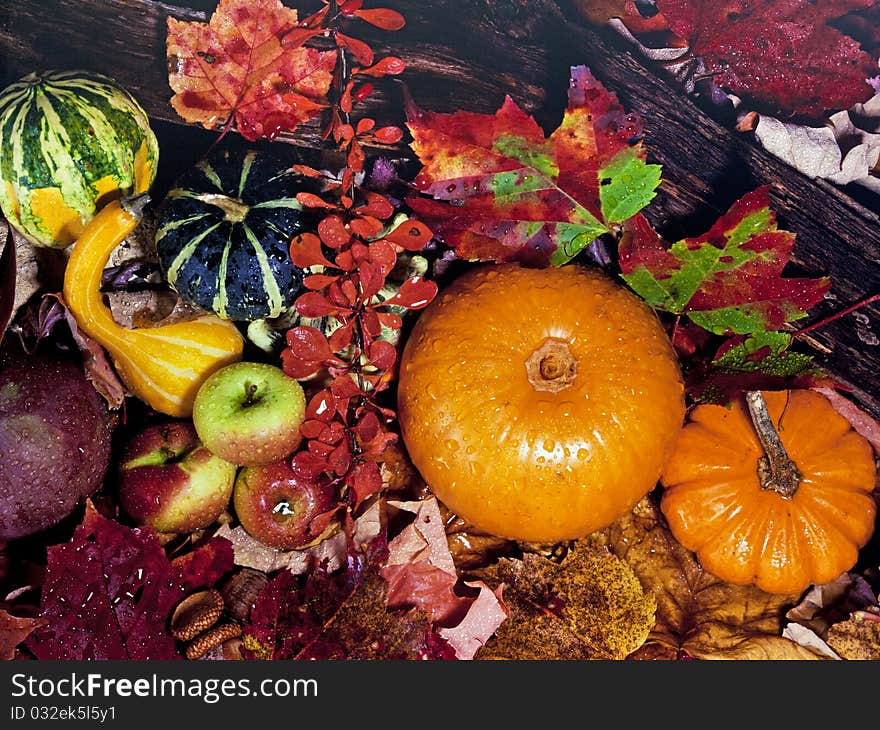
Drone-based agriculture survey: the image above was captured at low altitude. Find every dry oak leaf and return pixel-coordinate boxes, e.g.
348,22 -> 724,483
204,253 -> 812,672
167,0 -> 336,141
602,497 -> 826,660
472,540 -> 655,660
0,609 -> 44,660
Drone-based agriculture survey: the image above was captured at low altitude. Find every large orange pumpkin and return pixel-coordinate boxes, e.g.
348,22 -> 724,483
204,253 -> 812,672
661,390 -> 878,594
397,263 -> 686,542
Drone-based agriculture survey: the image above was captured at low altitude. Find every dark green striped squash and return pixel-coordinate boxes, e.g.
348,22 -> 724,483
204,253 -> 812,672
0,70 -> 158,248
156,147 -> 317,323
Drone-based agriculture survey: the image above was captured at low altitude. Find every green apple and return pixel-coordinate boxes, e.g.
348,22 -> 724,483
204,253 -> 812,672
192,361 -> 306,467
117,421 -> 236,533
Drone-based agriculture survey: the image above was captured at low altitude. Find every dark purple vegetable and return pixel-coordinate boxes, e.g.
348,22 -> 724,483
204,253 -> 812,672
0,341 -> 116,540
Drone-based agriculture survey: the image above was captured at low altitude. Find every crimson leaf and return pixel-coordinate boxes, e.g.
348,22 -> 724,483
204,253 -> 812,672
656,0 -> 879,118
26,503 -> 232,660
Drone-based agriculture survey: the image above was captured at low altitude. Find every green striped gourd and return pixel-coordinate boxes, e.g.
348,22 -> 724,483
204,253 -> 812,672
156,147 -> 317,323
0,70 -> 158,248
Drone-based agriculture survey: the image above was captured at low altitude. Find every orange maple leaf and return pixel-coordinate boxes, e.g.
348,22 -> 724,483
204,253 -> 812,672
166,0 -> 336,140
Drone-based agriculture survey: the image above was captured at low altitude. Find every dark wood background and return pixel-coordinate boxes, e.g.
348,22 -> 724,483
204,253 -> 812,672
2,0 -> 879,415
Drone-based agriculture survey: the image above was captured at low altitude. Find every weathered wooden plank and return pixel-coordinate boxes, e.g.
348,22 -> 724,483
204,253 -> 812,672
1,0 -> 878,414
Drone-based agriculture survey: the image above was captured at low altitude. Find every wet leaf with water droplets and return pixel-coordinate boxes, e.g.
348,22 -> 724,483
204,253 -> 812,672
26,502 -> 233,660
656,0 -> 879,119
620,188 -> 830,335
406,65 -> 658,266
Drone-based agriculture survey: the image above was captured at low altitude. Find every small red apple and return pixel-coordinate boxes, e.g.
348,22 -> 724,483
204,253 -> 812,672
233,460 -> 336,550
118,421 -> 237,533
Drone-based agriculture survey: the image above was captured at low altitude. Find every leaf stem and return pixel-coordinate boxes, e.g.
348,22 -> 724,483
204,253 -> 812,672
744,391 -> 801,499
793,293 -> 880,339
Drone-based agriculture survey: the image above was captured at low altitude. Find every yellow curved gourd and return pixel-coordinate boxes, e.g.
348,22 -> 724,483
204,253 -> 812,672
63,196 -> 244,417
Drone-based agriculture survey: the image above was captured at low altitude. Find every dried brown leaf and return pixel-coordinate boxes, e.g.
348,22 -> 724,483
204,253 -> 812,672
1,221 -> 43,345
0,608 -> 44,660
106,290 -> 182,329
473,540 -> 655,660
603,496 -> 826,660
380,444 -> 515,570
382,498 -> 508,659
107,208 -> 159,268
57,299 -> 127,409
0,219 -> 14,345
826,613 -> 880,660
215,498 -> 381,575
785,572 -> 878,638
242,537 -> 454,660
307,564 -> 442,660
782,623 -> 840,659
572,0 -> 629,24
11,227 -> 42,315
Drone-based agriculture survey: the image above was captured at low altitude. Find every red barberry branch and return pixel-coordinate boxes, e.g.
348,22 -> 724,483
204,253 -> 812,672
280,2 -> 437,513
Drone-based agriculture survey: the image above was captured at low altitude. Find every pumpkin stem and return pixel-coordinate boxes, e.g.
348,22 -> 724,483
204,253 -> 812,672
525,338 -> 577,393
192,193 -> 250,223
745,391 -> 801,499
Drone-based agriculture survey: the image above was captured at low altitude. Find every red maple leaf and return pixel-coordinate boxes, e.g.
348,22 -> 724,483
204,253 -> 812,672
656,0 -> 879,118
25,502 -> 233,660
406,65 -> 661,266
619,187 -> 830,335
167,0 -> 337,140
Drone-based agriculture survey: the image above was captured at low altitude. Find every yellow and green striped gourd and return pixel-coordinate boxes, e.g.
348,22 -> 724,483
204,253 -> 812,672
0,70 -> 158,248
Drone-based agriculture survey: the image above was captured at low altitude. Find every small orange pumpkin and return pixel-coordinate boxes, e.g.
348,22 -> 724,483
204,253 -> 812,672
661,390 -> 878,595
398,263 -> 686,543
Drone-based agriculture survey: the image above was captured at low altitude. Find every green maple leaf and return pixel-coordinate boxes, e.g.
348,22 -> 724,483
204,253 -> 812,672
620,187 -> 830,336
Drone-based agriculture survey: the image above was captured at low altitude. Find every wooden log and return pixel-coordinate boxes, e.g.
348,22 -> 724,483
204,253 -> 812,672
2,0 -> 879,415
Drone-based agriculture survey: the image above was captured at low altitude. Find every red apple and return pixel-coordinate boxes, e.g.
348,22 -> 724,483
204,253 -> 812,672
118,421 -> 237,533
192,362 -> 306,467
233,460 -> 336,550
